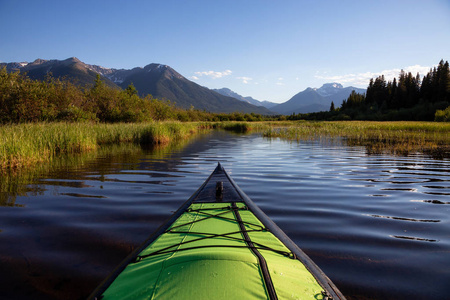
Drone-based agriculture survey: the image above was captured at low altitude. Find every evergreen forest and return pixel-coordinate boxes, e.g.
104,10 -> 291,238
289,59 -> 450,122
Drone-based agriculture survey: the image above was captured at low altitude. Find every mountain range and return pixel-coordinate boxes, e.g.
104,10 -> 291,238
212,88 -> 277,109
2,57 -> 365,115
271,83 -> 366,115
1,57 -> 272,114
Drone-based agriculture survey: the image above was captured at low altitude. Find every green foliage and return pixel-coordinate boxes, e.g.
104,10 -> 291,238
330,101 -> 335,111
220,122 -> 252,133
125,83 -> 138,96
0,67 -> 274,124
435,106 -> 450,122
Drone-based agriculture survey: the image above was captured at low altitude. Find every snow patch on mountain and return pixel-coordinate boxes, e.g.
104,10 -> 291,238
315,82 -> 344,97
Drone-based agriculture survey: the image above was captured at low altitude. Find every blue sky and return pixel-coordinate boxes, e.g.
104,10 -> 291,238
1,0 -> 449,103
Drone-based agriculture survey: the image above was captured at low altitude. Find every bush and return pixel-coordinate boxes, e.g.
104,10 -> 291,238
435,106 -> 450,122
0,67 -> 268,124
57,106 -> 98,122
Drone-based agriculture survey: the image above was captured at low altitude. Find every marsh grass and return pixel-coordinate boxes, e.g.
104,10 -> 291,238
1,134 -> 209,207
1,136 -> 210,207
263,121 -> 450,157
0,122 -> 206,172
0,143 -> 144,207
216,121 -> 271,133
2,120 -> 448,173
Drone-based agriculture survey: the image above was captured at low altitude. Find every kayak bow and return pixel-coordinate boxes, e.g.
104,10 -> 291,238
89,163 -> 345,300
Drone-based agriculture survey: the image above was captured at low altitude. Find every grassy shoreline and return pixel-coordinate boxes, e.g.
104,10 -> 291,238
0,122 -> 210,172
1,121 -> 449,173
262,121 -> 450,157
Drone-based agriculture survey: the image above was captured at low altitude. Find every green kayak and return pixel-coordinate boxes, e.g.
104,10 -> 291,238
88,163 -> 345,300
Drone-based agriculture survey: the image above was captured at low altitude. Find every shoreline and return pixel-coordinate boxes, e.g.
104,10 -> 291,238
1,121 -> 449,174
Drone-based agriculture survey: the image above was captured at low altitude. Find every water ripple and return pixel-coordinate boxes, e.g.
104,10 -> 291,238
60,193 -> 107,199
411,200 -> 450,205
390,235 -> 439,242
366,214 -> 441,223
0,132 -> 449,300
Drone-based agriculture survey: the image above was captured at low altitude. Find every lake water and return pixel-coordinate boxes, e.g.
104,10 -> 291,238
0,131 -> 449,300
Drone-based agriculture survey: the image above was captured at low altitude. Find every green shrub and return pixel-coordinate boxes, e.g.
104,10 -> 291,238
435,106 -> 450,122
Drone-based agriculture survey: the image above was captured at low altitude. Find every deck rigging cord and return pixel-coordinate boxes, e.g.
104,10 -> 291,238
133,204 -> 294,262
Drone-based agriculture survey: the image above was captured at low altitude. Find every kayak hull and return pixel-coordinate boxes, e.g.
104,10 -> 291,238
89,163 -> 345,300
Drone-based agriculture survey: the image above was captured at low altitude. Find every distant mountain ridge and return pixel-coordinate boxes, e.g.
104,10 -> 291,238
272,83 -> 366,114
213,88 -> 277,109
2,57 -> 119,88
2,58 -> 366,115
1,58 -> 273,115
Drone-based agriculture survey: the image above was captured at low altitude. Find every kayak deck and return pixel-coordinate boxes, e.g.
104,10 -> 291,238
90,163 -> 345,300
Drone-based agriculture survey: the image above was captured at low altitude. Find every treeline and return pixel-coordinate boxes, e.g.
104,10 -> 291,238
0,68 -> 268,123
288,59 -> 450,121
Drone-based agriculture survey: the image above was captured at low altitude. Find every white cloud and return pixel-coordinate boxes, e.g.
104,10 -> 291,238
315,64 -> 434,87
274,77 -> 285,86
190,76 -> 199,80
237,76 -> 253,84
194,69 -> 232,79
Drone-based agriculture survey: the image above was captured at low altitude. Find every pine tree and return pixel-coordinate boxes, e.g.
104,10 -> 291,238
125,82 -> 138,96
387,77 -> 397,109
437,60 -> 449,102
365,78 -> 374,105
93,74 -> 104,90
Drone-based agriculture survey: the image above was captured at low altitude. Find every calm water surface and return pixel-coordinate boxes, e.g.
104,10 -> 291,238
0,131 -> 449,300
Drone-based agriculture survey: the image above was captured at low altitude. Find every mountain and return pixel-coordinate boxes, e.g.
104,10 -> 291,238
2,57 -> 120,88
213,88 -> 277,109
272,83 -> 366,114
116,65 -> 272,114
272,88 -> 326,114
260,100 -> 278,109
2,58 -> 273,114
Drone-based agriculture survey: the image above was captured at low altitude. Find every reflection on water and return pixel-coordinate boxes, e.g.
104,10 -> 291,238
414,199 -> 450,204
0,143 -> 143,207
367,214 -> 440,223
0,131 -> 449,300
345,137 -> 450,159
390,235 -> 439,242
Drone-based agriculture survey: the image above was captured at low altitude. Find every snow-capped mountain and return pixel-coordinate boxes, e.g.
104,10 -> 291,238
315,82 -> 344,97
1,61 -> 29,71
272,83 -> 366,114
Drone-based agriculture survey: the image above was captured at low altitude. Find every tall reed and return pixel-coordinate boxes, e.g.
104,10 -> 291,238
262,121 -> 450,156
216,121 -> 271,133
0,122 -> 205,172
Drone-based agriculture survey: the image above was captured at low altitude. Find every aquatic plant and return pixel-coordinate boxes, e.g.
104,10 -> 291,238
262,121 -> 450,157
0,122 -> 207,172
